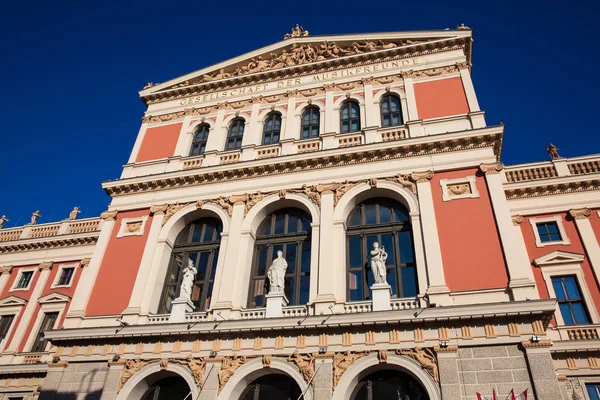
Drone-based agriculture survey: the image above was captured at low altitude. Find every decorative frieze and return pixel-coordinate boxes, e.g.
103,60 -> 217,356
219,354 -> 247,391
333,351 -> 368,387
288,351 -> 315,386
505,178 -> 600,200
396,347 -> 439,383
403,65 -> 458,79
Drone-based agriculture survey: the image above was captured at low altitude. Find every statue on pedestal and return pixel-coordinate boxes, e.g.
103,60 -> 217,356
69,207 -> 81,220
267,250 -> 288,293
370,242 -> 388,284
30,210 -> 41,225
178,257 -> 197,301
0,215 -> 7,229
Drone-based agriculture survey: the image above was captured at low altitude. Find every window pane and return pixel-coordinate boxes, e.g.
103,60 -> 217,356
285,277 -> 295,305
286,243 -> 297,274
351,104 -> 359,117
559,302 -> 575,325
379,204 -> 391,223
192,283 -> 202,306
365,204 -> 377,225
351,120 -> 359,131
387,268 -> 397,296
549,232 -> 561,241
552,278 -> 567,300
301,242 -> 311,273
311,126 -> 319,137
348,236 -> 362,268
382,115 -> 390,127
257,246 -> 269,276
204,282 -> 214,311
393,206 -> 409,222
348,271 -> 363,301
197,251 -> 210,281
401,266 -> 417,298
191,223 -> 203,242
210,249 -> 219,279
264,135 -> 271,145
586,384 -> 600,400
342,121 -> 349,133
288,215 -> 299,233
349,208 -> 362,226
299,276 -> 310,304
546,222 -> 559,233
302,127 -> 309,139
390,97 -> 400,111
274,214 -> 285,234
398,231 -> 414,264
251,279 -> 266,307
202,224 -> 214,242
564,277 -> 581,300
571,302 -> 590,324
380,234 -> 395,266
342,106 -> 349,119
381,100 -> 390,113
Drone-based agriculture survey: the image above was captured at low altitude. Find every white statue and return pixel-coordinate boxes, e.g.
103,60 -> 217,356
178,257 -> 197,301
370,242 -> 388,284
267,250 -> 288,293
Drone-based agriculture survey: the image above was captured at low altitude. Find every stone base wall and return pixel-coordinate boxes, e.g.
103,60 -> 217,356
39,362 -> 109,400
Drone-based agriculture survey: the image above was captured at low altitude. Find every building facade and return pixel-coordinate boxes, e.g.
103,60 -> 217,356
0,26 -> 599,400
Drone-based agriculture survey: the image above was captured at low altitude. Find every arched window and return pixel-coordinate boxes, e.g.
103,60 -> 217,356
249,208 -> 312,307
301,106 -> 320,139
351,370 -> 429,400
262,113 -> 282,145
226,118 -> 245,150
240,375 -> 302,400
380,94 -> 403,127
189,124 -> 210,156
346,198 -> 417,302
340,100 -> 361,133
158,218 -> 222,313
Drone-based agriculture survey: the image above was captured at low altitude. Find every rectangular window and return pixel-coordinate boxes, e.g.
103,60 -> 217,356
537,221 -> 562,243
587,384 -> 600,400
57,267 -> 75,286
15,271 -> 33,289
31,312 -> 59,352
0,315 -> 14,341
552,276 -> 590,325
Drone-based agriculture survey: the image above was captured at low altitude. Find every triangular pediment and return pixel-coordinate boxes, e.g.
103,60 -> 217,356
140,28 -> 472,98
0,296 -> 27,307
38,293 -> 70,304
533,251 -> 586,267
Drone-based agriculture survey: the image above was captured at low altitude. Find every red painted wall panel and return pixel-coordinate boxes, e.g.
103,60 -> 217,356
135,123 -> 182,162
86,210 -> 152,316
431,169 -> 509,291
414,77 -> 470,120
522,213 -> 600,315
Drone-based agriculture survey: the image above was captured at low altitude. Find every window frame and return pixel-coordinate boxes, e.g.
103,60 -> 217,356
158,218 -> 223,314
23,294 -> 69,353
300,106 -> 320,139
340,100 -> 361,134
248,208 -> 312,308
51,263 -> 79,288
379,93 -> 404,128
10,268 -> 37,292
551,275 -> 590,325
529,216 -> 570,247
189,123 -> 210,157
226,118 -> 246,150
30,312 -> 59,353
534,250 -> 599,325
262,112 -> 282,145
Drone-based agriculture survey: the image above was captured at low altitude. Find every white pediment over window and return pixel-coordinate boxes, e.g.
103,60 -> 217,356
38,293 -> 70,304
533,250 -> 585,267
0,296 -> 27,307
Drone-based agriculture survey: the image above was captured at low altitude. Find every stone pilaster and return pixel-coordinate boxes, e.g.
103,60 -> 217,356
199,361 -> 221,400
313,357 -> 333,400
436,346 -> 460,400
522,341 -> 561,400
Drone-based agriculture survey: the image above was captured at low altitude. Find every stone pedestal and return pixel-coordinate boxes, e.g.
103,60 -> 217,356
371,283 -> 391,311
169,298 -> 195,323
265,292 -> 289,318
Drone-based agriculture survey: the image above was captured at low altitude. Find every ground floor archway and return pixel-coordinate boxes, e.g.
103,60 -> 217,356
140,375 -> 191,400
239,374 -> 302,400
350,369 -> 429,400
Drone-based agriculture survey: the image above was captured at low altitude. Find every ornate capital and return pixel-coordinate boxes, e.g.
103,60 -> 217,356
512,215 -> 524,226
0,266 -> 13,275
479,162 -> 504,175
150,204 -> 168,215
100,210 -> 118,221
569,208 -> 592,220
410,170 -> 434,183
39,262 -> 53,271
80,258 -> 91,267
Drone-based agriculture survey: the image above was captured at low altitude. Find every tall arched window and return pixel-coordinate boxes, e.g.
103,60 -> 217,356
158,218 -> 222,313
301,106 -> 320,139
249,208 -> 312,307
346,198 -> 417,301
380,94 -> 403,127
351,370 -> 429,400
340,100 -> 361,133
262,113 -> 282,145
226,118 -> 245,150
189,124 -> 210,156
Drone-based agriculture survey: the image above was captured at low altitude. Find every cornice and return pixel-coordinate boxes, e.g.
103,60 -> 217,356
103,129 -> 502,197
0,234 -> 99,254
505,177 -> 600,200
143,38 -> 470,105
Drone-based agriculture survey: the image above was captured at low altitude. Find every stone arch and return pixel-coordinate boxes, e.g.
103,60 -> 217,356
223,112 -> 251,127
257,105 -> 287,119
372,87 -> 407,103
332,353 -> 441,400
242,192 -> 320,233
115,362 -> 198,400
188,119 -> 215,132
218,357 -> 313,400
333,93 -> 364,109
295,100 -> 326,115
159,202 -> 231,244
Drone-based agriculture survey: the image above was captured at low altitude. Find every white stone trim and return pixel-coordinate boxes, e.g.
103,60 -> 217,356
9,267 -> 37,292
116,215 -> 149,238
0,298 -> 25,352
534,250 -> 599,325
116,362 -> 199,400
529,215 -> 571,247
50,262 -> 78,289
22,300 -> 66,352
439,176 -> 479,201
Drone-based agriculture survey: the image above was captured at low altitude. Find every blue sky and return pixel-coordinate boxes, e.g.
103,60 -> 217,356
1,1 -> 598,227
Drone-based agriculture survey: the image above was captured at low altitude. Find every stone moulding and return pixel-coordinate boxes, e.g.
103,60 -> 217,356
0,235 -> 98,254
104,132 -> 502,197
505,178 -> 600,200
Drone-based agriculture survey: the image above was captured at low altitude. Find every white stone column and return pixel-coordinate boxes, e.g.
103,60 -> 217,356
243,102 -> 261,147
410,212 -> 428,297
570,208 -> 600,284
0,266 -> 13,294
314,191 -> 336,313
6,262 -> 53,352
121,207 -> 165,323
173,116 -> 193,157
63,211 -> 117,328
323,86 -> 336,134
127,123 -> 149,164
459,66 -> 480,112
213,202 -> 246,316
411,171 -> 450,305
362,78 -> 378,128
480,163 -> 537,300
402,77 -> 424,137
204,109 -> 226,167
283,93 -> 297,140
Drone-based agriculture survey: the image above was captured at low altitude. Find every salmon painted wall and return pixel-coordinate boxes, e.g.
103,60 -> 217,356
17,261 -> 84,352
0,264 -> 41,350
522,212 -> 600,316
414,77 -> 470,120
86,209 -> 152,316
588,209 -> 600,243
431,169 -> 509,291
135,123 -> 182,162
